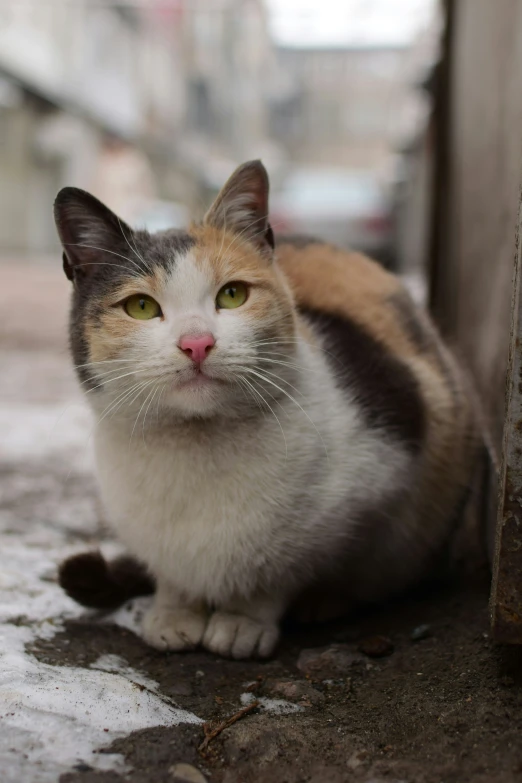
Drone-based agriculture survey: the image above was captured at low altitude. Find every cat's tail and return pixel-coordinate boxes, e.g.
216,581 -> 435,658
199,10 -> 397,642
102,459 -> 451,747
58,550 -> 155,609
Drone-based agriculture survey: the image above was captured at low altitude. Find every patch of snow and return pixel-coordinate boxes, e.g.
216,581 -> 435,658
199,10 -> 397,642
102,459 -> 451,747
240,692 -> 303,715
91,653 -> 165,693
0,395 -> 202,783
0,624 -> 201,782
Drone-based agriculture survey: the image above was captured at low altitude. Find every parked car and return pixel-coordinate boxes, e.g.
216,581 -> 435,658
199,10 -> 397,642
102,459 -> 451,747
134,200 -> 190,233
270,168 -> 395,267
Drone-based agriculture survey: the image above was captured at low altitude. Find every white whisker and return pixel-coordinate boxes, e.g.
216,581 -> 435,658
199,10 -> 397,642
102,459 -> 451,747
82,367 -> 153,395
251,338 -> 341,363
142,383 -> 162,443
242,367 -> 329,461
250,367 -> 305,398
238,374 -> 288,459
155,383 -> 168,423
118,217 -> 153,275
235,375 -> 265,416
73,358 -> 136,369
130,383 -> 158,445
254,355 -> 343,379
63,242 -> 144,275
103,379 -> 153,422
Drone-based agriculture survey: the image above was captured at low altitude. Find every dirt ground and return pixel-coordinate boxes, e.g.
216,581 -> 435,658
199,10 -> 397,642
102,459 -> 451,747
31,569 -> 522,783
3,260 -> 522,783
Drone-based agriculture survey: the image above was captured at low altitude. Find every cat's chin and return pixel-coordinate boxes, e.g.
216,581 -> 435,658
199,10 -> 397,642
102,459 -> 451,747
163,374 -> 236,418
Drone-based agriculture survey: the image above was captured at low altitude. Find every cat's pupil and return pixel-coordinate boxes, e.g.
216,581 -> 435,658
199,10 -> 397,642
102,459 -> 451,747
139,299 -> 145,309
227,288 -> 235,298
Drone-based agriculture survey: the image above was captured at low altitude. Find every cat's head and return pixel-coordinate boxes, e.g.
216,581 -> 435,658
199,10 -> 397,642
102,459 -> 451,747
54,160 -> 297,420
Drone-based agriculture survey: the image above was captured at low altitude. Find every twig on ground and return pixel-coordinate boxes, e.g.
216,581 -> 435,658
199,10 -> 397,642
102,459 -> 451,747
198,700 -> 260,754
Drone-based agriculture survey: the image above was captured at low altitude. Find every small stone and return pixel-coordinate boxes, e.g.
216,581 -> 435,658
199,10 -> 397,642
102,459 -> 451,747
297,645 -> 364,678
346,750 -> 368,771
245,676 -> 263,693
169,762 -> 208,782
358,635 -> 394,658
265,679 -> 324,706
411,624 -> 431,642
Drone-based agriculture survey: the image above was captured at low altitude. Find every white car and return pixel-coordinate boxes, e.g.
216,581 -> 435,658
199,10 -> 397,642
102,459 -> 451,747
270,168 -> 394,265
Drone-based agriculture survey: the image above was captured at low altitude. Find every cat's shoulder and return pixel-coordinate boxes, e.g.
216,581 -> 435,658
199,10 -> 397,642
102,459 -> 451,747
275,235 -> 425,360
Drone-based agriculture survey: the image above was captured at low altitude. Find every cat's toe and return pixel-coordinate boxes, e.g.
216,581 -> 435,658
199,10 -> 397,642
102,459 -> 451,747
142,607 -> 207,651
203,611 -> 279,659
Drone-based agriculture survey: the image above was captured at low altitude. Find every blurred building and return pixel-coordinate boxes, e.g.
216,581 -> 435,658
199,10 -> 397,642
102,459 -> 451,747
271,46 -> 407,173
270,29 -> 438,178
176,0 -> 284,209
0,0 -> 184,252
0,0 -> 439,256
0,0 -> 281,253
267,16 -> 440,265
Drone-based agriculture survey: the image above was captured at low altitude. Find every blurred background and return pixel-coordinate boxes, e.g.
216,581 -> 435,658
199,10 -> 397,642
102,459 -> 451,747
0,0 -> 440,280
5,0 -> 522,550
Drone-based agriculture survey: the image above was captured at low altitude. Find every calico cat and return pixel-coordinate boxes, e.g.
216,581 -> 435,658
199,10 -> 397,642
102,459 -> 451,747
55,160 -> 482,659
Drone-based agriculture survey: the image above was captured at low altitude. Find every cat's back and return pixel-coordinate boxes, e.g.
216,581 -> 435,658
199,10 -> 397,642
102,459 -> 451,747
276,235 -> 433,364
276,235 -> 468,403
276,235 -> 482,572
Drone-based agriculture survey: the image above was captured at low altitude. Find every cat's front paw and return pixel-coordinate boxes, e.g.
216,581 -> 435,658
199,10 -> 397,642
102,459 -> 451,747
142,606 -> 207,651
202,611 -> 279,659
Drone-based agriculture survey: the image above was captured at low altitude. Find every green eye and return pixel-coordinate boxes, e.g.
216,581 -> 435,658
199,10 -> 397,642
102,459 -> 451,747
216,282 -> 248,310
124,294 -> 161,320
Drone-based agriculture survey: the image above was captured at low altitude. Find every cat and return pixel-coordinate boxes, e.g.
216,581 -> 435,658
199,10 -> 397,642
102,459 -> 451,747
55,159 -> 482,659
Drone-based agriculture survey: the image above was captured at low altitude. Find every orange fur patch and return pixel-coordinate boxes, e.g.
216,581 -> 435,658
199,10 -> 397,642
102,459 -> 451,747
276,242 -> 416,358
189,224 -> 296,340
86,270 -> 164,364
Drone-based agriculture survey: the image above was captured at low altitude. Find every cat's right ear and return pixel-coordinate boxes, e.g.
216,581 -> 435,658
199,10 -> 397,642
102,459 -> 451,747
203,160 -> 274,255
53,187 -> 133,283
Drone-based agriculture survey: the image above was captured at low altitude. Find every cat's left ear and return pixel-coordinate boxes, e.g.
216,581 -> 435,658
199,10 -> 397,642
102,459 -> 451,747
204,160 -> 275,255
54,187 -> 134,283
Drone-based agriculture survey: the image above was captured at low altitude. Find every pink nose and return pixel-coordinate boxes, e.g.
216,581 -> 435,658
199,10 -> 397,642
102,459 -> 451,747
179,333 -> 215,364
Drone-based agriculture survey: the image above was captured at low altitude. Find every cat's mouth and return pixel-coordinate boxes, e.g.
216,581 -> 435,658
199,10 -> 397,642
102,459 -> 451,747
176,368 -> 224,390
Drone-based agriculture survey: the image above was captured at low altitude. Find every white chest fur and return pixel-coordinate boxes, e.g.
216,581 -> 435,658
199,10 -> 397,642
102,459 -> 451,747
93,361 -> 409,606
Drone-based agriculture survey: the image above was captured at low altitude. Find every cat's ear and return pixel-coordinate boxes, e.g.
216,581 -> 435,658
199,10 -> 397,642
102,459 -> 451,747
53,187 -> 134,282
204,160 -> 275,254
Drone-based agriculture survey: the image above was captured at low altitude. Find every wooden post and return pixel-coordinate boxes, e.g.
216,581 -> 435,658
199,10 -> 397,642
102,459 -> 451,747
491,187 -> 522,642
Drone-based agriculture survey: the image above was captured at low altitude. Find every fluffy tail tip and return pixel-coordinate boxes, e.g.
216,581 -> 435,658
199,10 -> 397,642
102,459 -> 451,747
58,550 -> 155,609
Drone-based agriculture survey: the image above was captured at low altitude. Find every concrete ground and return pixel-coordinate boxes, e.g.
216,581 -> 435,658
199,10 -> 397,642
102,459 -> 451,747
1,259 -> 521,783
